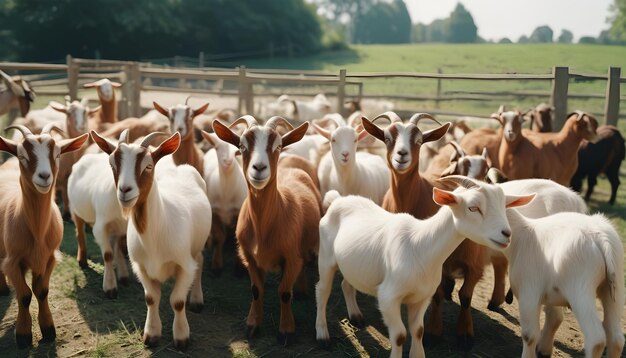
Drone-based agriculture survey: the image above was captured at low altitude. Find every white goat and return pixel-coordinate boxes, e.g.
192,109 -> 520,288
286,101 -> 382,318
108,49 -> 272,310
501,209 -> 624,358
316,176 -> 534,358
91,130 -> 211,350
278,93 -> 332,124
201,131 -> 247,273
313,120 -> 389,205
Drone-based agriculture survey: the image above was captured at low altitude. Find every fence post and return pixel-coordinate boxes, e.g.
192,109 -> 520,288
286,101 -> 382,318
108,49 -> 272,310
199,52 -> 205,68
550,66 -> 569,130
435,68 -> 442,109
120,64 -> 132,119
238,66 -> 246,115
131,62 -> 142,117
604,67 -> 620,126
337,69 -> 347,116
66,55 -> 79,101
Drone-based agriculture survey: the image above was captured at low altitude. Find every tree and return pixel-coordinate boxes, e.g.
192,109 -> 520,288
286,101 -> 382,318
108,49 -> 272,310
609,0 -> 626,41
412,23 -> 428,43
353,0 -> 412,44
446,3 -> 477,43
499,38 -> 513,44
427,19 -> 449,42
518,35 -> 530,43
529,25 -> 553,43
557,29 -> 574,43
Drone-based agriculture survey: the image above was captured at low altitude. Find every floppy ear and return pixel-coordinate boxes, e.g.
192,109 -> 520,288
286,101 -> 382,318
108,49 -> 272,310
361,116 -> 385,142
200,130 -> 217,147
212,120 -> 240,148
152,132 -> 181,163
49,101 -> 67,114
90,130 -> 117,154
110,81 -> 122,88
83,81 -> 98,88
505,193 -> 536,208
423,122 -> 451,143
312,123 -> 331,140
0,136 -> 17,156
153,102 -> 170,117
356,126 -> 369,142
433,187 -> 458,206
282,122 -> 309,149
88,105 -> 101,116
60,133 -> 89,154
192,103 -> 210,118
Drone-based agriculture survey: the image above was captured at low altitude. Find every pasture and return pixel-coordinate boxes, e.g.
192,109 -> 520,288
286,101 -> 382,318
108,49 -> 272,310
0,43 -> 625,357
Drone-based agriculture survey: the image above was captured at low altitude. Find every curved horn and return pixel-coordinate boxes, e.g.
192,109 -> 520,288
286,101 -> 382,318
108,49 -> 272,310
569,110 -> 586,121
436,175 -> 480,189
372,111 -> 402,124
184,95 -> 192,106
41,122 -> 65,136
448,141 -> 465,158
140,132 -> 169,148
228,115 -> 258,129
4,124 -> 33,137
119,129 -> 130,144
409,112 -> 442,127
266,116 -> 294,131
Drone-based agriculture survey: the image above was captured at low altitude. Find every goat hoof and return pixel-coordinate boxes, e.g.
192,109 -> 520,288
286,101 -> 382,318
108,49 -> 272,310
40,325 -> 56,342
505,289 -> 514,304
104,288 -> 118,299
456,334 -> 474,351
174,338 -> 190,351
0,287 -> 10,296
143,334 -> 160,347
62,212 -> 72,222
78,259 -> 88,269
423,333 -> 442,348
245,325 -> 260,339
349,314 -> 365,328
15,332 -> 32,349
487,300 -> 502,311
189,302 -> 204,313
118,277 -> 130,286
277,331 -> 295,346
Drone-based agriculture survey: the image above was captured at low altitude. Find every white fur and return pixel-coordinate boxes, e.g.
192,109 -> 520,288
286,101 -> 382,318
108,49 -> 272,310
282,133 -> 327,163
316,181 -> 529,358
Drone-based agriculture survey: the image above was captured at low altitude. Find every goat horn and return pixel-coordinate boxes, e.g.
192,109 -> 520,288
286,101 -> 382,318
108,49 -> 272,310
229,115 -> 258,130
184,95 -> 192,106
409,113 -> 442,127
436,175 -> 480,189
266,116 -> 294,131
140,132 -> 169,148
4,124 -> 33,137
372,111 -> 402,124
41,123 -> 64,136
448,141 -> 465,158
119,129 -> 130,144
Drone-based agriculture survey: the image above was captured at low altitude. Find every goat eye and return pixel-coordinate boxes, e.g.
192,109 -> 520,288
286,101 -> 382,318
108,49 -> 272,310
145,165 -> 153,171
468,206 -> 482,214
384,138 -> 391,144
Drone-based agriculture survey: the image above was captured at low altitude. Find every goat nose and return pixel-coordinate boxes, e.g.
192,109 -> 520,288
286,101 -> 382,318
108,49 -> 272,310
252,163 -> 267,172
38,172 -> 51,180
120,186 -> 132,194
398,149 -> 408,156
501,229 -> 511,238
342,151 -> 349,158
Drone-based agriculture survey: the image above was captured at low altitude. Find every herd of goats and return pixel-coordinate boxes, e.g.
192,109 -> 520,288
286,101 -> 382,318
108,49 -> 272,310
0,71 -> 625,357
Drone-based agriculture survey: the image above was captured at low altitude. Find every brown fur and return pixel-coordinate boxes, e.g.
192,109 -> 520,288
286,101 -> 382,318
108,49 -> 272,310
459,127 -> 501,167
278,154 -> 321,189
99,117 -> 170,141
529,104 -> 553,133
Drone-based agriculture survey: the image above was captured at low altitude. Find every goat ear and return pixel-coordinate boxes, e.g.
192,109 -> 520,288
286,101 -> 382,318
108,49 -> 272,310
423,122 -> 451,143
490,113 -> 504,125
481,147 -> 488,159
60,133 -> 89,154
88,105 -> 101,116
356,126 -> 369,142
212,120 -> 240,148
505,193 -> 536,208
49,101 -> 67,114
311,123 -> 331,140
153,101 -> 170,118
200,130 -> 217,147
0,136 -> 17,156
433,187 -> 458,206
152,132 -> 181,163
485,167 -> 507,184
90,130 -> 117,154
110,81 -> 122,88
360,116 -> 385,142
282,122 -> 309,149
192,103 -> 210,118
440,162 -> 457,178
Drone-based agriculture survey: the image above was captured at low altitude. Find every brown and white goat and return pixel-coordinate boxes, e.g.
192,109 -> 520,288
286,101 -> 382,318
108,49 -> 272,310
83,78 -> 121,130
0,70 -> 35,119
0,124 -> 88,348
213,115 -> 321,345
528,103 -> 554,132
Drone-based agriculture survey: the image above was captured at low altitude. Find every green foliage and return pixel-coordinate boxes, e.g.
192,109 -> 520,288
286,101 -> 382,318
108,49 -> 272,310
557,29 -> 574,44
609,0 -> 626,41
353,0 -> 411,44
579,36 -> 598,44
518,35 -> 530,43
529,25 -> 554,43
446,3 -> 477,43
499,38 -> 513,44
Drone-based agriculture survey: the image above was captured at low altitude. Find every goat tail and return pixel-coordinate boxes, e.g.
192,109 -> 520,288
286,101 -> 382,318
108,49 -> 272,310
592,231 -> 623,302
322,190 -> 341,214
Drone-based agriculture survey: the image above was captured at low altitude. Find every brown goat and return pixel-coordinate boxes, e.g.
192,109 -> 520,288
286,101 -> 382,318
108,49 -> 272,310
528,103 -> 554,132
0,70 -> 35,119
83,79 -> 121,130
0,124 -> 88,348
213,115 -> 321,345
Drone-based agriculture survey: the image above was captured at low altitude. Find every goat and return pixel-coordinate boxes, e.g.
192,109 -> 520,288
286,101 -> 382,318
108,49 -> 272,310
0,124 -> 88,348
500,209 -> 624,358
277,93 -> 332,124
97,115 -> 170,142
200,131 -> 247,274
153,101 -> 209,174
313,118 -> 389,205
91,130 -> 211,350
0,70 -> 35,119
528,103 -> 554,132
432,141 -> 489,179
571,125 -> 625,205
83,78 -> 121,130
212,115 -> 321,345
344,97 -> 394,119
315,176 -> 534,358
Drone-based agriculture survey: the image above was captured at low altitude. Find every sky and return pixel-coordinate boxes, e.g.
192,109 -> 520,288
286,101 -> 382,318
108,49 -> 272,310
404,0 -> 614,41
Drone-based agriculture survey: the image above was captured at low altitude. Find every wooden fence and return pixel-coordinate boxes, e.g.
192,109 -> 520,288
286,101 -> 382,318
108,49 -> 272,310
1,56 -> 622,129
